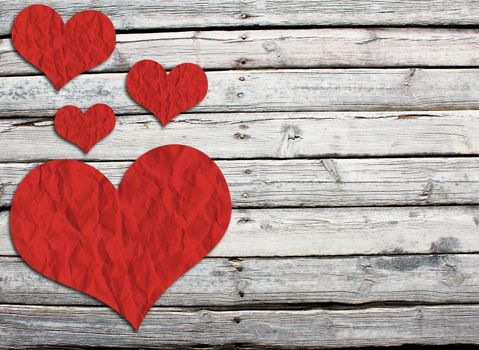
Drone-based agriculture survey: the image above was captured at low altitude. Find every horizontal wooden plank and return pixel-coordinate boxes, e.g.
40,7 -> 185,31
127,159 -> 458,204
2,206 -> 479,257
2,111 -> 479,161
1,0 -> 479,36
1,304 -> 479,348
1,157 -> 479,208
1,253 -> 479,306
4,28 -> 479,76
4,69 -> 479,117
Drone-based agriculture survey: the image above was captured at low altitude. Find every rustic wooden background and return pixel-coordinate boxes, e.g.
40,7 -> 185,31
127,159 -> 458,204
3,0 -> 479,348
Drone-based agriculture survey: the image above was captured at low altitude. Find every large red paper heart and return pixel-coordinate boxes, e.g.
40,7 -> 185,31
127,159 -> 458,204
126,60 -> 208,125
10,145 -> 231,330
54,104 -> 116,153
12,4 -> 116,90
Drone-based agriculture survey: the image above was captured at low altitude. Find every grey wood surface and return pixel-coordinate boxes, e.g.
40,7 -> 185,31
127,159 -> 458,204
3,206 -> 479,257
5,69 -> 479,117
2,0 -> 479,35
3,111 -> 479,161
2,0 -> 479,348
0,206 -> 479,257
2,304 -> 479,348
1,254 -> 479,306
2,157 -> 479,207
4,28 -> 479,74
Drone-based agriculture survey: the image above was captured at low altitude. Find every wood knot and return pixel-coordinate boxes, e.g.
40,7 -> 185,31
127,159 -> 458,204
237,217 -> 252,224
229,258 -> 243,272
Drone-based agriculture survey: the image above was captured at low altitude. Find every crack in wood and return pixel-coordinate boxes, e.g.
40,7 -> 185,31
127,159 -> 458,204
402,68 -> 417,92
320,159 -> 341,183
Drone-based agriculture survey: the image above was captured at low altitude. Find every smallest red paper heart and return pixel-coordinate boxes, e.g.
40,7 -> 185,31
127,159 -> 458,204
126,60 -> 208,125
54,104 -> 116,153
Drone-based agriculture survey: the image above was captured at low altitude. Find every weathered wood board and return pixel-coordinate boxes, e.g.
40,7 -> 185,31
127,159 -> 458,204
2,304 -> 479,348
2,206 -> 479,257
2,0 -> 479,348
5,69 -> 479,117
1,157 -> 479,208
2,0 -> 479,35
4,28 -> 479,75
0,253 -> 478,306
2,111 -> 479,161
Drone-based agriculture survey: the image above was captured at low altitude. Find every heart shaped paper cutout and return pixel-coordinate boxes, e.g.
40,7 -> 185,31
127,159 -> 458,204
126,60 -> 208,125
54,104 -> 116,153
10,145 -> 232,330
12,4 -> 116,90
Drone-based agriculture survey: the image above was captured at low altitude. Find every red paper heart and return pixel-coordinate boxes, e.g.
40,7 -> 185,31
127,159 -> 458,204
12,4 -> 116,90
54,104 -> 116,153
126,60 -> 208,125
10,145 -> 231,330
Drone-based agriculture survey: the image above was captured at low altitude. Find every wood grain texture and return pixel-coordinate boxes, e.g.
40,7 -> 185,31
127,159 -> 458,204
2,111 -> 479,162
2,206 -> 479,257
1,157 -> 479,208
5,69 -> 479,117
2,0 -> 479,36
3,1 -> 479,347
4,28 -> 479,75
1,253 -> 478,306
2,304 -> 479,348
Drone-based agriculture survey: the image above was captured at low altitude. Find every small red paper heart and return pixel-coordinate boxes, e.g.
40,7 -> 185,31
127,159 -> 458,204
54,104 -> 116,153
12,4 -> 116,90
10,145 -> 231,330
126,60 -> 208,125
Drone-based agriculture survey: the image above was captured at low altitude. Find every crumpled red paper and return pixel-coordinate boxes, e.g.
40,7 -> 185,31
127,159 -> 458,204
10,145 -> 232,330
127,60 -> 208,125
54,104 -> 116,153
12,4 -> 116,90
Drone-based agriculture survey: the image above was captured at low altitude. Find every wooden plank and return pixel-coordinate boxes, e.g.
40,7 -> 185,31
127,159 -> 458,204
1,157 -> 479,208
5,28 -> 479,76
2,111 -> 479,161
4,69 -> 479,117
3,206 -> 479,257
1,253 -> 479,306
1,0 -> 479,36
1,304 -> 479,348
